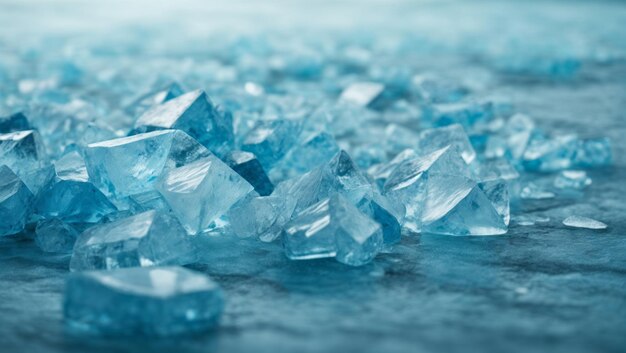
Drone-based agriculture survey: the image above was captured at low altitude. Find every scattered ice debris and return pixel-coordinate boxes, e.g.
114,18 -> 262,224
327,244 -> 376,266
554,170 -> 592,190
563,215 -> 608,230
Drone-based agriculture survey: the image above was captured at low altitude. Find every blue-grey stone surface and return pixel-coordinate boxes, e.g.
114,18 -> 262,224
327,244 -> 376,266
1,1 -> 626,353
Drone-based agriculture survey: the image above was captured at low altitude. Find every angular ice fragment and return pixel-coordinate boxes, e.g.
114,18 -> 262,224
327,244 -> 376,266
156,156 -> 254,235
36,151 -> 116,223
522,134 -> 578,172
0,130 -> 48,193
383,146 -> 469,232
134,89 -> 233,156
225,151 -> 273,196
421,175 -> 508,236
562,215 -> 607,230
0,165 -> 35,236
270,131 -> 340,181
367,149 -> 418,189
503,113 -> 536,160
228,194 -> 291,241
417,124 -> 476,163
339,82 -> 385,108
64,266 -> 223,335
554,170 -> 592,190
426,101 -> 494,129
356,192 -> 404,246
283,196 -> 382,266
241,119 -> 301,169
70,210 -> 196,271
85,130 -> 211,196
35,218 -> 79,253
0,112 -> 31,133
573,138 -> 612,168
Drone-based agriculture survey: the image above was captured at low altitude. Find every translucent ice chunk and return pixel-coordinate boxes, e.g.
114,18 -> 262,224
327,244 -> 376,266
225,151 -> 274,196
427,101 -> 494,129
422,175 -> 508,236
134,89 -> 234,156
562,215 -> 607,230
156,156 -> 254,235
35,218 -> 79,253
417,124 -> 476,163
85,130 -> 211,197
283,195 -> 383,266
70,210 -> 196,271
36,152 -> 117,223
383,146 -> 470,232
64,266 -> 223,335
0,130 -> 48,193
241,119 -> 301,170
554,170 -> 592,190
0,165 -> 35,236
270,131 -> 340,181
367,149 -> 418,189
339,82 -> 385,107
523,134 -> 578,172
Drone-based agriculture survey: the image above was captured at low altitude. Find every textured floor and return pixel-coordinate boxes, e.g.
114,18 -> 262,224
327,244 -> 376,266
1,1 -> 626,353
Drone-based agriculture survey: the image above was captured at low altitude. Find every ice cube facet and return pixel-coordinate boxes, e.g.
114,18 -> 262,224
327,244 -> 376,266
283,196 -> 383,265
134,89 -> 233,156
0,130 -> 48,193
0,165 -> 35,236
70,210 -> 196,271
225,151 -> 274,196
35,218 -> 79,253
156,156 -> 254,235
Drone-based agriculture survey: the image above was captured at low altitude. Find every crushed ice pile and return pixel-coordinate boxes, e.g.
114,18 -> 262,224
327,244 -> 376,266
0,34 -> 614,336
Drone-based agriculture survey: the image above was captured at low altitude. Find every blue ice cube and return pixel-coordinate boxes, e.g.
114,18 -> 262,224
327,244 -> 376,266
0,165 -> 35,236
70,210 -> 196,271
64,266 -> 223,336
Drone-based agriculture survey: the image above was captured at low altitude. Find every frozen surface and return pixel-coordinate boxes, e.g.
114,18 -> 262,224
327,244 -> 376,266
1,0 -> 626,352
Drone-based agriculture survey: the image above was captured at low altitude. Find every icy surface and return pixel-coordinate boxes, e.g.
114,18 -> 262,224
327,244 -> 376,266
1,1 -> 626,353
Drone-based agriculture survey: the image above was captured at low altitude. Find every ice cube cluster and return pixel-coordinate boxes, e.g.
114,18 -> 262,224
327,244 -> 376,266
0,19 -> 615,337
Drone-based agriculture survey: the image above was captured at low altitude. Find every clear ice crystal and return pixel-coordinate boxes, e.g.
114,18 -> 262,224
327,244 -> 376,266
64,266 -> 223,336
0,165 -> 35,236
283,195 -> 383,266
0,130 -> 48,193
85,130 -> 211,197
270,131 -> 340,181
35,218 -> 79,253
417,124 -> 476,163
522,135 -> 612,172
35,151 -> 117,223
562,215 -> 607,230
156,156 -> 254,235
339,82 -> 385,107
134,89 -> 234,156
554,170 -> 592,190
70,210 -> 196,271
241,119 -> 301,170
422,175 -> 508,236
225,150 -> 274,196
383,146 -> 469,232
